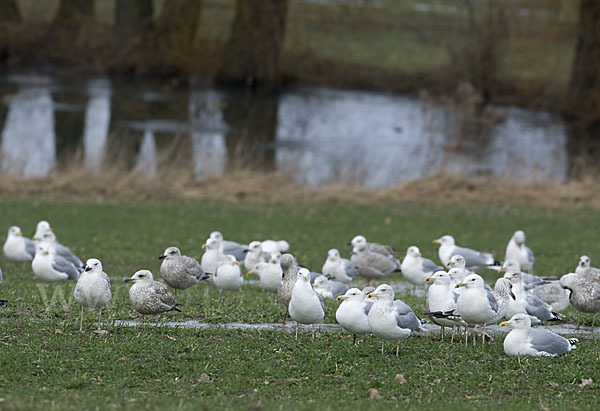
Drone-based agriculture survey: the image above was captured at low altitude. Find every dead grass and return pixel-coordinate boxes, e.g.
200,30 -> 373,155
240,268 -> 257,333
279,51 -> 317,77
2,165 -> 600,209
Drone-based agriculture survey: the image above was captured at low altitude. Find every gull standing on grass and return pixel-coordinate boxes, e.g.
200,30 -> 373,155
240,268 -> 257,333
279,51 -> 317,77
505,230 -> 535,272
498,259 -> 548,291
3,226 -> 36,262
336,288 -> 373,345
434,235 -> 498,269
367,284 -> 422,355
278,254 -> 299,323
244,241 -> 271,271
125,270 -> 181,324
0,265 -> 6,306
312,275 -> 348,299
201,238 -> 224,275
159,246 -> 208,294
248,255 -> 282,292
455,274 -> 505,345
37,231 -> 84,270
401,246 -> 444,292
351,244 -> 398,285
212,255 -> 243,291
503,271 -> 562,323
289,268 -> 325,339
348,235 -> 397,260
560,273 -> 600,332
500,314 -> 578,363
74,258 -> 111,332
425,271 -> 463,341
32,243 -> 80,282
322,249 -> 356,283
575,256 -> 600,283
209,231 -> 249,262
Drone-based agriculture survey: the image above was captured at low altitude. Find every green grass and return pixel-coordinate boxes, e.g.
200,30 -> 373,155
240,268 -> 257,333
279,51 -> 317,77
1,199 -> 600,409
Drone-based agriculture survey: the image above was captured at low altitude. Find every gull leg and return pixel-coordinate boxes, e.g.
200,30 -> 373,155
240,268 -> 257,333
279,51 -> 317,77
517,355 -> 521,366
79,306 -> 84,332
592,314 -> 596,334
97,308 -> 102,331
441,326 -> 445,342
353,334 -> 357,346
395,343 -> 399,357
282,309 -> 289,326
381,340 -> 385,354
465,327 -> 469,346
295,323 -> 299,340
450,326 -> 455,343
576,313 -> 581,329
312,326 -> 316,340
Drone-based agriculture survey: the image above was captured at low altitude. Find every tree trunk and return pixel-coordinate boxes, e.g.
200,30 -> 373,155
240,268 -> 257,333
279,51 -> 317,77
217,0 -> 290,89
0,0 -> 20,22
53,0 -> 94,25
568,0 -> 600,125
115,0 -> 154,31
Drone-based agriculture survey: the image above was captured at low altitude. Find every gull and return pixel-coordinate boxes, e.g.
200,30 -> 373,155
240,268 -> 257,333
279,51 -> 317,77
531,281 -> 570,312
351,244 -> 398,284
401,246 -> 443,292
261,240 -> 290,255
362,286 -> 375,302
125,270 -> 181,324
201,238 -> 224,275
498,259 -> 548,291
312,275 -> 348,299
33,220 -> 51,241
278,254 -> 299,322
37,231 -> 84,270
560,273 -> 600,332
212,255 -> 243,291
367,284 -> 422,355
322,249 -> 356,283
455,274 -> 505,345
505,230 -> 535,272
289,268 -> 325,339
209,231 -> 248,262
248,255 -> 282,293
503,271 -> 562,324
74,258 -> 111,332
434,235 -> 498,269
3,226 -> 35,262
500,313 -> 578,362
447,264 -> 491,293
336,287 -> 373,344
0,265 -> 5,306
159,246 -> 208,293
424,271 -> 463,341
32,243 -> 80,282
348,235 -> 396,259
575,256 -> 600,284
244,241 -> 271,271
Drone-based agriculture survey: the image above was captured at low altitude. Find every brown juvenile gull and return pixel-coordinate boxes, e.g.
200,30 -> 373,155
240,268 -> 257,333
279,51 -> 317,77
74,258 -> 111,332
277,253 -> 299,323
351,244 -> 398,285
560,273 -> 600,332
125,270 -> 181,324
159,246 -> 208,294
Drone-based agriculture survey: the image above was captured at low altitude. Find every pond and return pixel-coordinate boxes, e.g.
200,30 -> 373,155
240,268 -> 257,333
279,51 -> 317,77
0,72 -> 568,188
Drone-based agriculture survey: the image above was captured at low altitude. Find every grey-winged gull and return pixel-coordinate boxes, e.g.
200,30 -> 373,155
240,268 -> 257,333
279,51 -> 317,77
159,246 -> 208,293
336,287 -> 372,344
201,238 -> 224,275
401,246 -> 444,292
575,256 -> 600,284
500,313 -> 577,362
498,259 -> 548,291
503,271 -> 561,324
38,231 -> 84,270
74,258 -> 111,332
367,284 -> 422,355
125,270 -> 181,323
32,243 -> 80,282
312,274 -> 348,299
424,270 -> 463,341
434,235 -> 498,269
3,226 -> 35,262
322,248 -> 356,284
209,231 -> 248,262
248,255 -> 282,292
261,240 -> 290,254
289,268 -> 325,339
277,254 -> 299,322
505,230 -> 534,272
212,254 -> 243,291
560,273 -> 600,332
348,235 -> 396,259
351,244 -> 398,285
244,241 -> 271,271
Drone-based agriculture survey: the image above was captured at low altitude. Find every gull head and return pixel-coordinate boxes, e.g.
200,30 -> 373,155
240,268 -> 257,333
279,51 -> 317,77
500,313 -> 531,329
222,254 -> 239,266
298,268 -> 311,282
210,231 -> 223,242
406,246 -> 421,258
494,278 -> 515,300
203,238 -> 219,250
579,255 -> 590,268
447,267 -> 464,283
512,230 -> 526,245
8,226 -> 23,237
36,243 -> 51,256
499,259 -> 520,274
349,235 -> 367,248
269,253 -> 281,264
368,284 -> 395,300
39,231 -> 57,244
425,270 -> 449,284
337,287 -> 364,302
559,273 -> 579,291
159,246 -> 181,260
280,254 -> 296,271
248,241 -> 262,253
504,271 -> 522,285
446,254 -> 466,268
455,273 -> 485,289
33,220 -> 52,240
312,275 -> 329,290
327,248 -> 341,262
84,258 -> 103,273
277,240 -> 290,252
125,270 -> 154,283
248,262 -> 267,276
434,235 -> 455,246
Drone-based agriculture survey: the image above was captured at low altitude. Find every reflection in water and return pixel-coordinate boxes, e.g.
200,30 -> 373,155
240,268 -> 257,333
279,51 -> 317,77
189,90 -> 226,179
0,75 -> 571,187
83,79 -> 111,172
1,86 -> 56,177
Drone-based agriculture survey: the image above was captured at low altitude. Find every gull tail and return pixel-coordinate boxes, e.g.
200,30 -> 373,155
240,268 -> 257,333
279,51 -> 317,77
568,338 -> 578,347
169,303 -> 183,312
0,300 -> 7,306
548,312 -> 564,321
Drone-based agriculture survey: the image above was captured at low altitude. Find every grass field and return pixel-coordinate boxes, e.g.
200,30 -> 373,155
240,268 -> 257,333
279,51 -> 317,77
1,198 -> 600,409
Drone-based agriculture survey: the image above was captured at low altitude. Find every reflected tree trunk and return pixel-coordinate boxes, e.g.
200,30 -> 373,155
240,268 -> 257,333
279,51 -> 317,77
217,0 -> 290,89
0,0 -> 20,22
222,92 -> 278,172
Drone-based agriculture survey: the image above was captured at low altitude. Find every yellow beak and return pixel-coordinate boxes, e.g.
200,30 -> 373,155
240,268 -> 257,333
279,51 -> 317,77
202,244 -> 207,249
247,270 -> 254,275
424,277 -> 434,282
455,282 -> 466,288
329,257 -> 335,262
500,321 -> 508,327
16,232 -> 23,236
446,261 -> 452,267
433,239 -> 440,244
337,295 -> 348,301
416,252 -> 422,257
498,267 -> 505,273
234,261 -> 239,265
368,292 -> 377,298
312,284 -> 317,288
